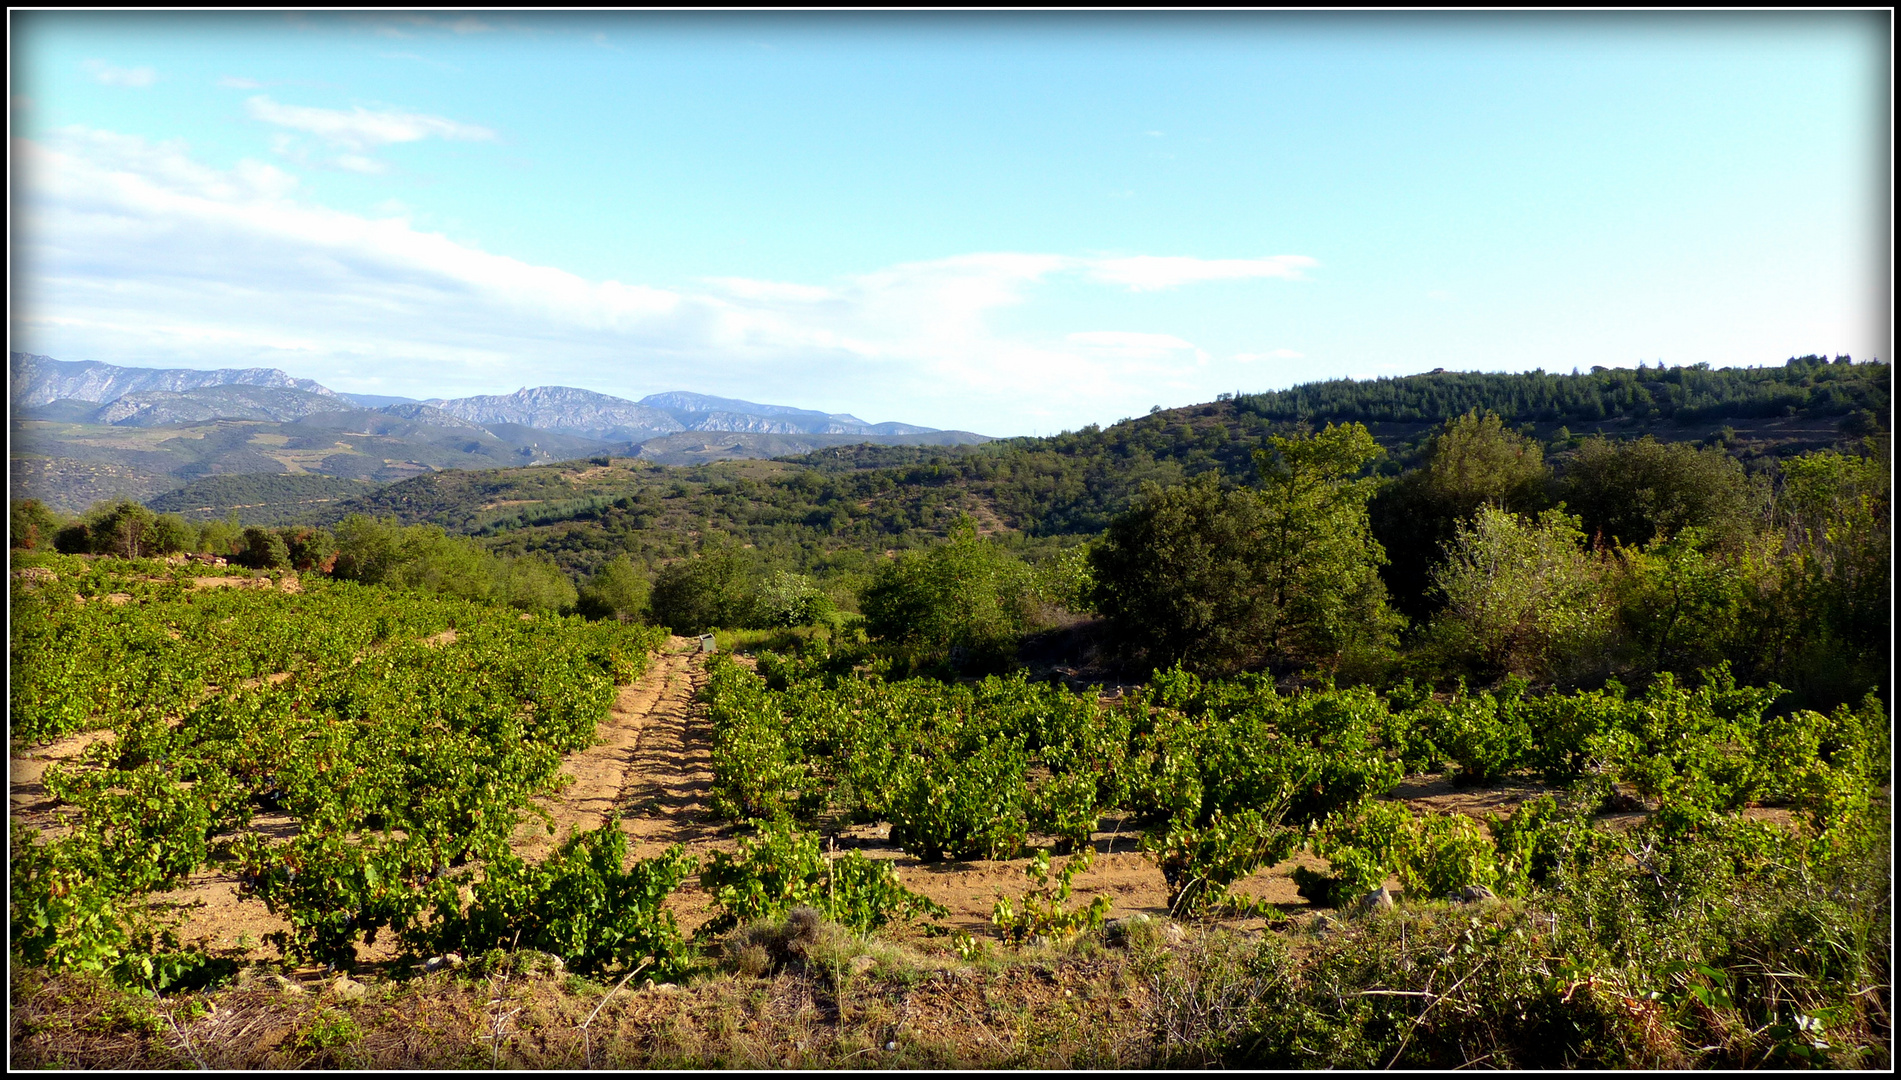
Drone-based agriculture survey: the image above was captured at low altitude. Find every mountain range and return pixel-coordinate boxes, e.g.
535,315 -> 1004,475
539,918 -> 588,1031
8,353 -> 991,513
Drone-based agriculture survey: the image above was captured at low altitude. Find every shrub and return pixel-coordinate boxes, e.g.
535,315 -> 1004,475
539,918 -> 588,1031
886,738 -> 1030,862
236,526 -> 291,570
1144,808 -> 1301,917
10,498 -> 63,550
1428,506 -> 1612,681
992,846 -> 1113,943
493,552 -> 578,613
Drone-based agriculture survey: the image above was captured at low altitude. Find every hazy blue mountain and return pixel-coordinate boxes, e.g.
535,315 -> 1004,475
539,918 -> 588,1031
9,352 -> 339,407
638,389 -> 942,436
84,385 -> 351,427
422,386 -> 685,442
339,392 -> 421,408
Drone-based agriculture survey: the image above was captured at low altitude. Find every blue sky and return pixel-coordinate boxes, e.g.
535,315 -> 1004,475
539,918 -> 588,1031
10,12 -> 1889,435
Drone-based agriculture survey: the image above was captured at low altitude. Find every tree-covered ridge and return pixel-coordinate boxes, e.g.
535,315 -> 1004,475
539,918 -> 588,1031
111,358 -> 1890,583
1233,354 -> 1887,426
145,473 -> 378,524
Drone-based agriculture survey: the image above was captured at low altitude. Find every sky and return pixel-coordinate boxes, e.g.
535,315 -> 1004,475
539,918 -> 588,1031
8,12 -> 1891,436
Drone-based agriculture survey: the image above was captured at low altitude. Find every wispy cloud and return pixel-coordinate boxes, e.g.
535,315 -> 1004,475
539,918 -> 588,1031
359,14 -> 494,38
245,96 -> 494,152
217,76 -> 263,90
83,60 -> 156,88
14,129 -> 1313,434
1085,255 -> 1316,292
1068,330 -> 1202,357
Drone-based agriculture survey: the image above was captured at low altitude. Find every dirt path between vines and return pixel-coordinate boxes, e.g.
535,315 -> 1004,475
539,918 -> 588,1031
511,638 -> 731,866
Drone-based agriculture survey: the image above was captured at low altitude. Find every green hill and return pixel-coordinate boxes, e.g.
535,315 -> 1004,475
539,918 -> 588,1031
129,357 -> 1886,580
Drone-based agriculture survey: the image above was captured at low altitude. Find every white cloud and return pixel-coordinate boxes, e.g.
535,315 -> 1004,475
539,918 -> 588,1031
13,129 -> 1314,434
245,96 -> 495,152
333,154 -> 388,175
1233,348 -> 1305,363
1069,330 -> 1200,356
218,76 -> 263,90
83,60 -> 156,88
1085,255 -> 1317,292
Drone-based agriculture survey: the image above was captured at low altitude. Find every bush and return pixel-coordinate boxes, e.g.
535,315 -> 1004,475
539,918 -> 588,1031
1144,808 -> 1300,917
1428,506 -> 1612,681
493,553 -> 578,613
753,569 -> 834,628
1559,435 -> 1758,550
886,738 -> 1030,862
147,514 -> 196,556
10,499 -> 63,551
992,846 -> 1112,943
1092,424 -> 1400,677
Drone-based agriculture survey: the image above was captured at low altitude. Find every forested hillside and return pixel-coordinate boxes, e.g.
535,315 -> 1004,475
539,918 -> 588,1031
1233,353 -> 1887,426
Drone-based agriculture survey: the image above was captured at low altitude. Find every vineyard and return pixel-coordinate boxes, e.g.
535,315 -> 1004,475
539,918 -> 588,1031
696,644 -> 1892,1065
9,551 -> 675,989
9,548 -> 1892,1068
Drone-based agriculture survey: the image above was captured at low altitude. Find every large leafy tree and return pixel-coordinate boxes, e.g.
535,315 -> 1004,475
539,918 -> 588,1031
1558,435 -> 1758,549
1088,473 -> 1277,676
1370,410 -> 1551,618
649,545 -> 757,635
1092,422 -> 1400,677
859,517 -> 1033,669
577,555 -> 653,623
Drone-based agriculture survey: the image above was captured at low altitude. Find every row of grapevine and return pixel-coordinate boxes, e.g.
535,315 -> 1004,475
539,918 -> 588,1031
9,551 -> 677,983
703,646 -> 1887,916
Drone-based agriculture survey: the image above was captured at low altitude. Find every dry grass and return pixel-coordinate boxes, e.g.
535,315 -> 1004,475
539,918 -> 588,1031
9,929 -> 1157,1070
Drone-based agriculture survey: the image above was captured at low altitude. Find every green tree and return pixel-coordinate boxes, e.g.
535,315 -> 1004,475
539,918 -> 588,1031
147,514 -> 196,556
650,546 -> 757,634
196,514 -> 243,559
52,521 -> 93,555
1090,474 -> 1279,675
1755,447 -> 1891,708
753,569 -> 833,628
576,555 -> 652,622
1371,410 -> 1551,617
1612,529 -> 1745,680
1559,435 -> 1757,549
860,517 -> 1034,668
1092,423 -> 1399,676
9,499 -> 63,551
86,501 -> 158,559
493,553 -> 579,613
278,526 -> 337,572
1251,422 -> 1402,669
332,514 -> 497,601
1428,506 -> 1611,682
236,526 -> 291,570
390,526 -> 498,602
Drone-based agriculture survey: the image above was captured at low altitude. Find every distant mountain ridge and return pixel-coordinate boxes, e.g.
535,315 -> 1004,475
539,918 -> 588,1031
9,354 -> 990,513
22,385 -> 352,427
421,386 -> 684,443
637,390 -> 939,436
10,353 -> 340,408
